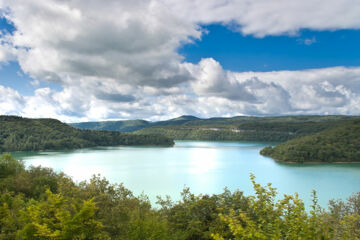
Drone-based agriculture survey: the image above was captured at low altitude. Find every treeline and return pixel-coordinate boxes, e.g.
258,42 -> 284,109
73,115 -> 354,142
71,119 -> 151,132
1,153 -> 359,239
135,126 -> 294,142
0,116 -> 174,152
260,119 -> 360,163
135,117 -> 352,142
70,115 -> 201,132
72,115 -> 359,145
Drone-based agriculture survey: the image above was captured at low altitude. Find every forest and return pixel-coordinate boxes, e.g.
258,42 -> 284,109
260,119 -> 360,163
133,115 -> 356,142
0,116 -> 174,152
0,153 -> 359,239
74,115 -> 355,142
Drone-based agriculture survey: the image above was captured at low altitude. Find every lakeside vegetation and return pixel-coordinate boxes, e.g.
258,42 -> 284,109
0,153 -> 359,239
0,116 -> 174,152
134,116 -> 359,143
260,119 -> 360,163
74,115 -> 354,142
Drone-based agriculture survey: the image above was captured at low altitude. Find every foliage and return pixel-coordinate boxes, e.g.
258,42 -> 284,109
260,120 -> 360,163
71,119 -> 151,132
71,115 -> 201,132
0,154 -> 359,239
135,115 -> 357,142
0,153 -> 24,178
71,115 -> 357,142
17,190 -> 108,240
0,115 -> 174,152
211,176 -> 334,240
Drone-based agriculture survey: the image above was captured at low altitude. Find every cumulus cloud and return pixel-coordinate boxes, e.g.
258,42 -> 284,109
184,59 -> 360,116
225,65 -> 360,115
161,0 -> 360,37
0,33 -> 17,64
2,0 -> 200,87
1,63 -> 360,121
0,85 -> 25,114
0,0 -> 360,121
188,58 -> 291,107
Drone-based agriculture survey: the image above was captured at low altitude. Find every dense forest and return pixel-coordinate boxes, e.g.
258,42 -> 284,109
71,115 -> 202,132
0,116 -> 174,152
71,119 -> 151,132
134,115 -> 355,142
73,115 -> 354,142
0,153 -> 359,239
260,119 -> 360,163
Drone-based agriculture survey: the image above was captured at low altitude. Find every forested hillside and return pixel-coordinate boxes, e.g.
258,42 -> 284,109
71,119 -> 151,132
0,116 -> 174,152
71,115 -> 201,132
260,119 -> 360,163
0,153 -> 359,239
135,116 -> 354,142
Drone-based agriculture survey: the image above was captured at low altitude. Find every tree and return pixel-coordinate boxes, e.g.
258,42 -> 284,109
17,189 -> 109,240
0,153 -> 24,179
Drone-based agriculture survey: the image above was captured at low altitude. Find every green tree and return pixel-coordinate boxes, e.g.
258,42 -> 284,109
17,189 -> 109,240
0,153 -> 24,179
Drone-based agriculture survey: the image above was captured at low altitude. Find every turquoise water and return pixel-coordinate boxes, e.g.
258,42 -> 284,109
13,141 -> 360,209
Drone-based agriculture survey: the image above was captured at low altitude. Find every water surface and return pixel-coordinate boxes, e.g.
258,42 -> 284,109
14,141 -> 360,208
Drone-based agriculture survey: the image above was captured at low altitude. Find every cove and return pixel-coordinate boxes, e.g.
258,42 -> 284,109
12,140 -> 360,209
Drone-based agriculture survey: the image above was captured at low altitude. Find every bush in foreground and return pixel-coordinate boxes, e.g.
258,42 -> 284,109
0,154 -> 359,239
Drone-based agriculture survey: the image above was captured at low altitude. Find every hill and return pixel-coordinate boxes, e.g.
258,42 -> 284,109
260,119 -> 360,163
71,119 -> 151,132
134,115 -> 354,142
167,115 -> 201,121
0,116 -> 174,152
72,115 -> 354,142
70,115 -> 202,132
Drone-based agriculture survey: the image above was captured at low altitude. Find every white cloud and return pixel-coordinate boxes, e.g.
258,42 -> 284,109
3,0 -> 200,87
0,85 -> 25,115
161,0 -> 360,37
297,37 -> 317,45
0,35 -> 17,64
1,63 -> 360,122
0,0 -> 360,121
304,37 -> 317,45
217,64 -> 360,115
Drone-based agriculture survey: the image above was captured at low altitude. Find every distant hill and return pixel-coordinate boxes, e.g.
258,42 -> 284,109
134,115 -> 355,142
71,115 -> 202,132
167,115 -> 201,121
71,119 -> 151,132
0,116 -> 174,152
260,119 -> 360,163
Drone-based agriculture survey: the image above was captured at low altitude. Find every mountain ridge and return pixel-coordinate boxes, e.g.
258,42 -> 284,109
0,115 -> 174,152
70,115 -> 202,132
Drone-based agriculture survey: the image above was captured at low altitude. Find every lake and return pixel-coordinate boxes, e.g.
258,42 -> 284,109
13,140 -> 360,209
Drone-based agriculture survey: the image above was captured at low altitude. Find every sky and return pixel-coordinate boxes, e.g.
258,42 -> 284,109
0,0 -> 360,122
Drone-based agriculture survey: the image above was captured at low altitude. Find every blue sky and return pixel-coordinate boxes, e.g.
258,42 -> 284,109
0,16 -> 15,33
1,0 -> 360,121
180,24 -> 360,72
0,62 -> 34,95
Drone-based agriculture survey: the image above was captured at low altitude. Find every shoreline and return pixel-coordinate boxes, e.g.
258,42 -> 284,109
261,152 -> 360,165
273,158 -> 360,164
